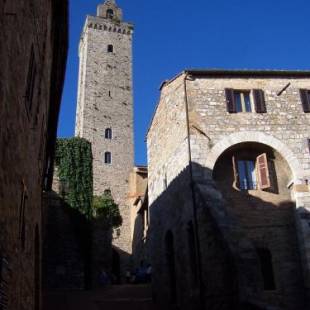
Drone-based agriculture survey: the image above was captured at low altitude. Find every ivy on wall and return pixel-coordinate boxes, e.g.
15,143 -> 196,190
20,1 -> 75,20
55,137 -> 93,219
93,191 -> 122,228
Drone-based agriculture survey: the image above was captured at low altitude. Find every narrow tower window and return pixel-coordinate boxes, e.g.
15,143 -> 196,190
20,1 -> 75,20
25,45 -> 37,113
107,45 -> 113,53
104,152 -> 112,164
106,9 -> 114,19
105,128 -> 112,139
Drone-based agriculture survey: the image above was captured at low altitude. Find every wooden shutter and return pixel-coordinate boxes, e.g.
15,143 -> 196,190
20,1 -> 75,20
232,156 -> 239,188
256,153 -> 271,189
225,88 -> 236,113
253,89 -> 266,113
300,89 -> 310,113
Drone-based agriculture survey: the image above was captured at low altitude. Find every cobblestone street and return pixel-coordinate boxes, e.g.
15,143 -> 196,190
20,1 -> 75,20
44,285 -> 157,310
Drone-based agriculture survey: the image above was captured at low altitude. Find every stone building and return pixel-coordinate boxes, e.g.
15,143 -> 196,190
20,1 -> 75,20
0,1 -> 68,310
127,166 -> 149,269
147,69 -> 310,309
75,0 -> 134,279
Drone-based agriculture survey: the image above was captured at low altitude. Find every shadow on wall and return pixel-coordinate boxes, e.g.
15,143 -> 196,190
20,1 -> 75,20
42,191 -> 132,292
148,161 -> 307,310
132,207 -> 150,270
42,191 -> 92,290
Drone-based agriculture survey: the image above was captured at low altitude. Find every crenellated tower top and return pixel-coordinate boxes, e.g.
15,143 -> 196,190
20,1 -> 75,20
97,0 -> 123,22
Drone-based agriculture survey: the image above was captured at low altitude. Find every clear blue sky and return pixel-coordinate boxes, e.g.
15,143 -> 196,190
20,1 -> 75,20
58,0 -> 310,165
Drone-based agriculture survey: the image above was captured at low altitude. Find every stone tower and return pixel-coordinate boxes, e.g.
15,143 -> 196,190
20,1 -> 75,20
75,0 -> 134,277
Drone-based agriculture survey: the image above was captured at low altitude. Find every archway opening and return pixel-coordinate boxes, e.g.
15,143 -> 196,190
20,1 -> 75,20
165,230 -> 177,304
213,142 -> 293,197
106,9 -> 114,19
212,142 -> 304,303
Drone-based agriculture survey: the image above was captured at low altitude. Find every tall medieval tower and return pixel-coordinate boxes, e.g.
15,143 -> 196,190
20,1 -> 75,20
75,0 -> 134,276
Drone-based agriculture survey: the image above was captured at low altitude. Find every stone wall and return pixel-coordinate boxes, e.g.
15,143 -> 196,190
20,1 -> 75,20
147,71 -> 310,309
42,192 -> 86,290
127,167 -> 149,270
0,1 -> 68,309
75,1 -> 134,279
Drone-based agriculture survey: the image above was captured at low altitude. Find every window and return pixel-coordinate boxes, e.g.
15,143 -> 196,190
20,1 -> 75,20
300,89 -> 310,112
106,9 -> 114,19
25,45 -> 37,113
163,173 -> 167,189
105,128 -> 112,139
232,153 -> 271,190
257,248 -> 276,291
104,189 -> 111,195
237,160 -> 257,190
225,89 -> 266,113
107,44 -> 113,53
104,152 -> 112,164
235,91 -> 252,112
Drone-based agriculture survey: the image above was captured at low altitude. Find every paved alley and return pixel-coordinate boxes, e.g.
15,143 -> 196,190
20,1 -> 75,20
44,284 -> 157,310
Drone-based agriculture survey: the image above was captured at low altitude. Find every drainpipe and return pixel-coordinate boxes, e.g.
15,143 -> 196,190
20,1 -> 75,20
183,72 -> 205,309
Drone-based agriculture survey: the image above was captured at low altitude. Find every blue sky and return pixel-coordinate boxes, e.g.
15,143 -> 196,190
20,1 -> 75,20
58,0 -> 310,165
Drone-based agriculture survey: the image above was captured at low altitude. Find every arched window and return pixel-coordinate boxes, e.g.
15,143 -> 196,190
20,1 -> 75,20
104,152 -> 112,164
257,248 -> 276,290
107,45 -> 113,53
106,9 -> 114,19
105,128 -> 112,139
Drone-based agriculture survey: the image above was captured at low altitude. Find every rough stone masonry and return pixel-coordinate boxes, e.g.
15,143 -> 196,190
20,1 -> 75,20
75,0 -> 134,278
147,70 -> 310,309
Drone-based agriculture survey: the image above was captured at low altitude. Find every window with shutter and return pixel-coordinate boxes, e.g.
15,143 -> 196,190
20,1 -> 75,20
226,89 -> 257,113
256,153 -> 271,189
253,89 -> 267,113
225,88 -> 236,113
232,156 -> 239,188
300,89 -> 310,113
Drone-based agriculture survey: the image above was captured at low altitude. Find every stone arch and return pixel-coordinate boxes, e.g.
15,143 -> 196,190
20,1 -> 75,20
205,131 -> 304,181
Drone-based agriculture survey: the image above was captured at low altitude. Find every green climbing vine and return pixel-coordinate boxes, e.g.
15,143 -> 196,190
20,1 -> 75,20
55,137 -> 93,219
92,191 -> 122,228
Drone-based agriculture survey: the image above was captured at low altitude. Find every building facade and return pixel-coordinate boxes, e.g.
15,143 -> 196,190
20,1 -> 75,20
147,70 -> 310,309
127,166 -> 149,269
75,0 -> 134,278
0,1 -> 68,309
